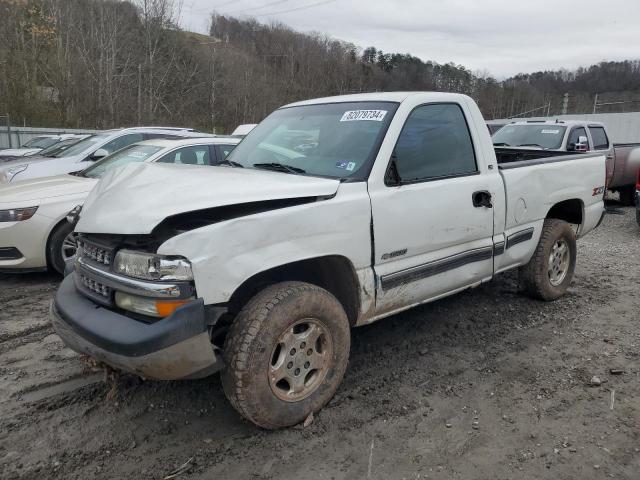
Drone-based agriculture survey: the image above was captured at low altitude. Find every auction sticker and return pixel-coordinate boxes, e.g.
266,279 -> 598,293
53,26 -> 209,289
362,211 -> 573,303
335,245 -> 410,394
340,110 -> 387,122
541,129 -> 560,134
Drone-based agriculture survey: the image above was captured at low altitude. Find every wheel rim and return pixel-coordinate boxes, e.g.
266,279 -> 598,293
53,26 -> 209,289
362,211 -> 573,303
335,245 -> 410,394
548,239 -> 570,287
268,318 -> 333,402
61,232 -> 79,263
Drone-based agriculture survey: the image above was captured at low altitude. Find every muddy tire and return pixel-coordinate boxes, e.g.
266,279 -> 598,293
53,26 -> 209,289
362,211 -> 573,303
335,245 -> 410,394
221,281 -> 350,429
47,221 -> 78,275
519,219 -> 576,301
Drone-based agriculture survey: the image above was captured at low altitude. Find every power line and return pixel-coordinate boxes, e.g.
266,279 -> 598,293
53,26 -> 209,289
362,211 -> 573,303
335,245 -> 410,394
253,0 -> 337,16
224,0 -> 292,15
188,0 -> 240,14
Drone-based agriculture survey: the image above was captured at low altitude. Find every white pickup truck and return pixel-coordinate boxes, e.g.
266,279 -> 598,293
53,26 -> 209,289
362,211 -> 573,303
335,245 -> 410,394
51,92 -> 606,429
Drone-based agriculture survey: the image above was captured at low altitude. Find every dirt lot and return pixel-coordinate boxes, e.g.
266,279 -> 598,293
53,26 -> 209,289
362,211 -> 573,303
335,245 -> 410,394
1,208 -> 639,480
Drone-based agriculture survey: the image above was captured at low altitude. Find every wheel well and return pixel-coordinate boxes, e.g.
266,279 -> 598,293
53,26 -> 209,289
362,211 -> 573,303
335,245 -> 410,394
228,256 -> 361,325
44,217 -> 68,267
546,199 -> 583,225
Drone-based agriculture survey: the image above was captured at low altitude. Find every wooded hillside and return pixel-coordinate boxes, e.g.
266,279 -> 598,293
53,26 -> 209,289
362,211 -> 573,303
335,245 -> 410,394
1,0 -> 639,132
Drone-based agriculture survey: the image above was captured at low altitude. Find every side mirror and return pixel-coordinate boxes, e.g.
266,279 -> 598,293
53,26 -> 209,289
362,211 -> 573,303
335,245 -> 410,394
575,136 -> 589,152
90,148 -> 109,161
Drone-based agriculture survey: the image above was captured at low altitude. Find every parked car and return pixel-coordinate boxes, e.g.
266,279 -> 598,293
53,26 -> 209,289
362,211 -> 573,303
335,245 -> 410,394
492,120 -> 640,204
0,136 -> 239,274
0,127 -> 206,184
52,92 -> 606,428
0,136 -> 88,164
0,134 -> 87,158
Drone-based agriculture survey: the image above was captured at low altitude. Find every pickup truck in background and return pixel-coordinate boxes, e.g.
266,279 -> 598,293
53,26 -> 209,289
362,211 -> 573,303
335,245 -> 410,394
492,119 -> 640,204
51,92 -> 606,429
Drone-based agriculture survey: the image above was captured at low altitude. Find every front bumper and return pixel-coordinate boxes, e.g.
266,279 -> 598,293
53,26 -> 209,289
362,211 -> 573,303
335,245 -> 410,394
51,275 -> 221,380
0,213 -> 50,271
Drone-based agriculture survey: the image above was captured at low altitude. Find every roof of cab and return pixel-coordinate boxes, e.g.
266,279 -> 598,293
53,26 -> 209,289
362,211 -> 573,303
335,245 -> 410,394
282,91 -> 470,108
508,119 -> 605,127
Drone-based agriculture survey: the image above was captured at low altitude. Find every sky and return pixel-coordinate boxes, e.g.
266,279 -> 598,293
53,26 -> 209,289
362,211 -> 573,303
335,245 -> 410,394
178,0 -> 640,79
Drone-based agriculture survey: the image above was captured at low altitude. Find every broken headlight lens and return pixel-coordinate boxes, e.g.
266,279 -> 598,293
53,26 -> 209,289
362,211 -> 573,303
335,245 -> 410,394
113,250 -> 193,281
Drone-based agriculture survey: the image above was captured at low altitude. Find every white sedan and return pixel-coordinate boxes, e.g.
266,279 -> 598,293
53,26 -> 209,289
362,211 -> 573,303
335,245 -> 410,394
0,136 -> 240,274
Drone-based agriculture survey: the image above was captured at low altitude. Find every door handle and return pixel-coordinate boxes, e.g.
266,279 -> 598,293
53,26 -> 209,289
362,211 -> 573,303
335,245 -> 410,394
472,190 -> 493,208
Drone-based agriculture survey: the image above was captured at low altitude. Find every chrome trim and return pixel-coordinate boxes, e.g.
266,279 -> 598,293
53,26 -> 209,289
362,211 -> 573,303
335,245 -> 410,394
76,256 -> 190,299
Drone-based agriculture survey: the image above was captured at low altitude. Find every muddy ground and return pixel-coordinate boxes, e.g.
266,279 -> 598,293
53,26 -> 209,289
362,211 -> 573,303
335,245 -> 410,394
1,208 -> 639,480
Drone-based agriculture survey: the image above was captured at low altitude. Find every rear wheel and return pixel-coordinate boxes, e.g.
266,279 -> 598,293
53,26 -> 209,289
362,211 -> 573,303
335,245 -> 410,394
519,219 -> 576,301
47,221 -> 78,275
222,281 -> 350,429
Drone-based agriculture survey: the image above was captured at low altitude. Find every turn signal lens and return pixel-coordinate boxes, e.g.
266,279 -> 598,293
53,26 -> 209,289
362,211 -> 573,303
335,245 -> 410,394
115,292 -> 190,318
154,300 -> 190,317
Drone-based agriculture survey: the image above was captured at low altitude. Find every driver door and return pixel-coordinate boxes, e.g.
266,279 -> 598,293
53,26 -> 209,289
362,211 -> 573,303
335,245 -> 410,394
368,103 -> 500,314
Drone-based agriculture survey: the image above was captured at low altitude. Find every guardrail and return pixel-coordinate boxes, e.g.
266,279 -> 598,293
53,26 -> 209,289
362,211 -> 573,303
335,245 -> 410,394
0,116 -> 99,149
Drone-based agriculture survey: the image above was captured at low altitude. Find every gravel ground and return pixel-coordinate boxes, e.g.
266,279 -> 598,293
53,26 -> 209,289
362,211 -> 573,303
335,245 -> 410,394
1,208 -> 639,480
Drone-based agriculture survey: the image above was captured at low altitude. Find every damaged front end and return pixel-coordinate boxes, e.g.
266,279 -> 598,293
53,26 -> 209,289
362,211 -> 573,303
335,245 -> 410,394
51,233 -> 225,380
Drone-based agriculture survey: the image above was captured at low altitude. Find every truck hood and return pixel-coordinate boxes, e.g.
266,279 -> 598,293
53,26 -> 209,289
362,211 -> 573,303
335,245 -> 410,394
0,174 -> 96,205
77,162 -> 341,234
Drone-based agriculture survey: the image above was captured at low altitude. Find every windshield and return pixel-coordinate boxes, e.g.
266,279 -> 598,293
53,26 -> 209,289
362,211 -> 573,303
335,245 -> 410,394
227,101 -> 398,180
82,144 -> 164,178
21,137 -> 59,149
39,138 -> 81,157
52,134 -> 109,158
492,124 -> 567,149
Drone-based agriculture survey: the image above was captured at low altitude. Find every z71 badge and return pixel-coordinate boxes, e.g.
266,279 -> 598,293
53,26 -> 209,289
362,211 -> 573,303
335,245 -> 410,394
592,186 -> 605,196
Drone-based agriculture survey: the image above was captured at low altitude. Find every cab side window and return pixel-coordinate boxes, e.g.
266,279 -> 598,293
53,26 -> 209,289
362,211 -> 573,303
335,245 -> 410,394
100,133 -> 145,155
157,145 -> 212,165
567,127 -> 590,150
392,103 -> 477,183
589,127 -> 609,150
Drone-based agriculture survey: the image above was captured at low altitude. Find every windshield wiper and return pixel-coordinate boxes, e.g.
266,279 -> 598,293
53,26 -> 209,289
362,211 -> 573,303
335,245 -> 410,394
218,159 -> 244,168
517,143 -> 544,148
493,142 -> 511,147
253,162 -> 306,174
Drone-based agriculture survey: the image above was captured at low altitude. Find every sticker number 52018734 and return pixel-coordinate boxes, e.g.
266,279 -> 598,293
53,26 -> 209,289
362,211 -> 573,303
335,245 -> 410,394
340,110 -> 387,122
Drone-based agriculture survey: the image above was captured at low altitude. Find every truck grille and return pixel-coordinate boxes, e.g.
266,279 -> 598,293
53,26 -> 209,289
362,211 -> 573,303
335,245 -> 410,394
78,273 -> 111,298
78,240 -> 113,266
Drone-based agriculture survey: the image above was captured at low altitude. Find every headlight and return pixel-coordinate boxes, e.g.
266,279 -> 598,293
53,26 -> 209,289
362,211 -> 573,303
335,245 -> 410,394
0,206 -> 38,222
3,164 -> 28,182
113,249 -> 193,281
66,204 -> 82,224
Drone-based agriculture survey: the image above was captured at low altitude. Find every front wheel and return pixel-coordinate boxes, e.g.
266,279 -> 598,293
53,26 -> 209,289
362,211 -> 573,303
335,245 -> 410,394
519,219 -> 577,301
222,281 -> 350,429
48,221 -> 78,275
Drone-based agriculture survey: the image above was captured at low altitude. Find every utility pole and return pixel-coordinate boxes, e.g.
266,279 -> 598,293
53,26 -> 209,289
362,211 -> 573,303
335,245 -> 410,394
593,93 -> 599,114
137,64 -> 142,125
562,93 -> 569,115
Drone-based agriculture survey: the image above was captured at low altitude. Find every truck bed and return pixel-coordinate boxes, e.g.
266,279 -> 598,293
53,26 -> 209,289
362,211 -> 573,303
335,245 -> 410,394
494,147 -> 578,165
